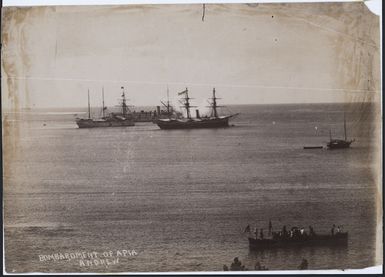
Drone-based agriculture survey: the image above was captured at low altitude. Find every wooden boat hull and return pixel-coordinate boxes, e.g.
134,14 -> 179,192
248,232 -> 348,249
155,116 -> 231,130
327,140 -> 353,149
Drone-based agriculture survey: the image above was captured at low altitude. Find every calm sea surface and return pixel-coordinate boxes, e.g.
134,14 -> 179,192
3,103 -> 380,273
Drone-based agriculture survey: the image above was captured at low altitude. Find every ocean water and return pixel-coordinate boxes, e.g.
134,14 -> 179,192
3,103 -> 380,273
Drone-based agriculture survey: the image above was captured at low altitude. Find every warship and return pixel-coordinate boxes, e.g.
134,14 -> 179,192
76,87 -> 135,128
155,88 -> 238,130
157,88 -> 179,119
131,88 -> 179,122
327,113 -> 354,149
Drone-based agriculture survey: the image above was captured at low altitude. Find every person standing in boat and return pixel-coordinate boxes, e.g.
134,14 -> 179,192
268,220 -> 272,236
331,224 -> 336,236
282,225 -> 288,238
254,228 -> 258,239
309,225 -> 315,236
300,227 -> 305,236
260,229 -> 264,239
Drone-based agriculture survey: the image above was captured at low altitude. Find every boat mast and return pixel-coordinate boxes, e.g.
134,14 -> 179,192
184,88 -> 191,119
167,85 -> 171,114
102,86 -> 105,118
329,129 -> 332,141
344,112 -> 347,141
178,87 -> 196,119
87,89 -> 91,119
178,88 -> 192,119
121,86 -> 128,116
212,87 -> 218,118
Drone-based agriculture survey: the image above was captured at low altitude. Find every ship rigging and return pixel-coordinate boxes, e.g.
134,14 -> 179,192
155,87 -> 238,130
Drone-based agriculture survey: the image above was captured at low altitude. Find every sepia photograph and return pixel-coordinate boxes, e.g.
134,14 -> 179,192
1,0 -> 382,274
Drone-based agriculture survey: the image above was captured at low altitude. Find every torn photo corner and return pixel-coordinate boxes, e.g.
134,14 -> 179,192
1,0 -> 382,274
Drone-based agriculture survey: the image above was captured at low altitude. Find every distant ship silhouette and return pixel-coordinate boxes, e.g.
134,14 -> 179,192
76,87 -> 135,128
327,113 -> 355,149
155,87 -> 238,130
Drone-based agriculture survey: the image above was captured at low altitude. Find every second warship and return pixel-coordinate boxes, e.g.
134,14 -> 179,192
76,87 -> 135,128
155,88 -> 238,130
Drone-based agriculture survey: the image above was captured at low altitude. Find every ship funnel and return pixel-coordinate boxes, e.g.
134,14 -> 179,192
196,109 -> 200,118
156,106 -> 161,116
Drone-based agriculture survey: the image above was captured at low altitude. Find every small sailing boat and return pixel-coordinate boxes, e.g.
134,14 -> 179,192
327,113 -> 355,149
76,87 -> 135,128
155,87 -> 238,129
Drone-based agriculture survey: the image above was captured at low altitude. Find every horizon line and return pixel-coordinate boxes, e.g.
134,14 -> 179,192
3,101 -> 377,111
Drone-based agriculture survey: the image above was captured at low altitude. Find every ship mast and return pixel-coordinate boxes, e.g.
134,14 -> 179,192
166,86 -> 171,114
344,112 -> 347,141
184,89 -> 192,119
87,89 -> 91,119
102,87 -> 105,118
212,88 -> 218,118
121,86 -> 128,116
178,88 -> 192,119
160,86 -> 173,118
208,87 -> 223,118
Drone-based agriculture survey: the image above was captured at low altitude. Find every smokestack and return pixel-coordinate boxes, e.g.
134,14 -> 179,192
156,106 -> 161,116
196,109 -> 200,118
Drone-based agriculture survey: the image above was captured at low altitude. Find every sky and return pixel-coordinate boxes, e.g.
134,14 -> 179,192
1,2 -> 381,108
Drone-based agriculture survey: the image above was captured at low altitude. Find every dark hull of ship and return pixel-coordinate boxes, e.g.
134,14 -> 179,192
327,140 -> 353,149
76,119 -> 135,128
155,116 -> 231,129
248,232 -> 348,249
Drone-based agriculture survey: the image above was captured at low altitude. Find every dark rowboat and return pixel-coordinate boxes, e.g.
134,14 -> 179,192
327,139 -> 354,149
248,232 -> 348,249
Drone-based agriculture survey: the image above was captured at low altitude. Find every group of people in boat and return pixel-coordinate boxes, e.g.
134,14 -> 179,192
272,225 -> 315,240
331,224 -> 344,236
243,220 -> 274,239
244,221 -> 344,240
